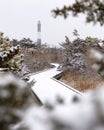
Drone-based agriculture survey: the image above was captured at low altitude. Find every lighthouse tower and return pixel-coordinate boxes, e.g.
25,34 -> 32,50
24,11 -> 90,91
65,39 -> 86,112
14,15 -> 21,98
37,21 -> 41,45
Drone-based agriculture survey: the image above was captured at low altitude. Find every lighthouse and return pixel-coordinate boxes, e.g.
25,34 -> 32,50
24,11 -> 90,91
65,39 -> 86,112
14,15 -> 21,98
37,21 -> 41,45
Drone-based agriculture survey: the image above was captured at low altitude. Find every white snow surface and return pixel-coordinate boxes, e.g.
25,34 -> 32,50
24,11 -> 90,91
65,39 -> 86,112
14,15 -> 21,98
29,63 -> 82,104
90,49 -> 103,61
98,42 -> 104,47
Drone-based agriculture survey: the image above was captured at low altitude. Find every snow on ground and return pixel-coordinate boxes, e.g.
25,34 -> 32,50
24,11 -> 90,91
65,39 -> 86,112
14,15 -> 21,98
29,64 -> 83,104
14,64 -> 104,130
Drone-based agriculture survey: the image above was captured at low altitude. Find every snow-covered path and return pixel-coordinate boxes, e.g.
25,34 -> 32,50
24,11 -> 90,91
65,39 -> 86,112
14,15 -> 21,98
29,64 -> 83,104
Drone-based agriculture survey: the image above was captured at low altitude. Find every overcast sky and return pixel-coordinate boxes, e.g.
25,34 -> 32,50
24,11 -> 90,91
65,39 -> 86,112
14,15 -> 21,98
0,0 -> 104,46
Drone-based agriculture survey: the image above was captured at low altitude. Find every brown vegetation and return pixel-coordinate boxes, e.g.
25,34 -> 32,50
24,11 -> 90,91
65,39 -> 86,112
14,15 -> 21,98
61,71 -> 103,92
19,46 -> 63,73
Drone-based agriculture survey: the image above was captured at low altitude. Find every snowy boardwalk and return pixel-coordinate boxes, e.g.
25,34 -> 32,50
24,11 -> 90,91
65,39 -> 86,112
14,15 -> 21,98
29,64 -> 83,104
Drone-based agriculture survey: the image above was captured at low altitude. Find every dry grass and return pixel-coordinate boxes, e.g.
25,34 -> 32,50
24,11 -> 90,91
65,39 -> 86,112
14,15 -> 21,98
61,71 -> 103,91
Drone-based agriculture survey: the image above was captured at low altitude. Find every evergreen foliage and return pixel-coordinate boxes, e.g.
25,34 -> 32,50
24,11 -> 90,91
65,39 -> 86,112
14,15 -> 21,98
59,36 -> 88,73
52,0 -> 104,25
0,74 -> 37,130
1,74 -> 104,130
0,37 -> 22,71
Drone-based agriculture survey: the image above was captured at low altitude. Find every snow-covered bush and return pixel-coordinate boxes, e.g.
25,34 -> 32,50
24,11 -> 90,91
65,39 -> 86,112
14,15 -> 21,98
0,73 -> 40,130
1,74 -> 104,130
11,85 -> 104,130
0,37 -> 22,71
89,48 -> 104,78
59,36 -> 88,73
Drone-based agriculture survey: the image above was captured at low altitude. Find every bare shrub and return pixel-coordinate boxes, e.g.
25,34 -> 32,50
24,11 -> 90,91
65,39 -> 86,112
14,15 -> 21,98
61,71 -> 103,91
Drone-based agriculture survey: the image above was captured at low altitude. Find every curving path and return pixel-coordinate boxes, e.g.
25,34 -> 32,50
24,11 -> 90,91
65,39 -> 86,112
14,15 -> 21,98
29,64 -> 83,104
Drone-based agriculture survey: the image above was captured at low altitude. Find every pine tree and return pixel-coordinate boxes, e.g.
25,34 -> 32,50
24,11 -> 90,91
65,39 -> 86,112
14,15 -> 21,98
59,36 -> 88,73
